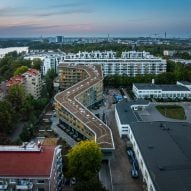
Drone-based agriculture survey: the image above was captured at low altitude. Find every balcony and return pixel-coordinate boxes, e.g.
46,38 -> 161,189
0,183 -> 8,190
16,182 -> 33,190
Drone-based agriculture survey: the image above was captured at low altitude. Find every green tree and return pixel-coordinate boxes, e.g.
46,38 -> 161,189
44,69 -> 56,98
14,66 -> 28,75
67,141 -> 103,181
0,100 -> 14,133
21,95 -> 35,121
32,58 -> 42,70
74,176 -> 107,191
6,84 -> 26,112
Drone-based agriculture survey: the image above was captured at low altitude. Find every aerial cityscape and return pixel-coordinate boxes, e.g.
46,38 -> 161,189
0,0 -> 191,191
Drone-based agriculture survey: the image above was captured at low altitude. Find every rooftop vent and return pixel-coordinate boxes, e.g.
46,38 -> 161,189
148,145 -> 154,149
158,165 -> 165,171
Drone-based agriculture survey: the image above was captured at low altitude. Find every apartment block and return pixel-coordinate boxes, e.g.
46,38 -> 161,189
22,69 -> 42,99
54,64 -> 114,158
0,142 -> 63,191
0,69 -> 41,100
62,51 -> 166,77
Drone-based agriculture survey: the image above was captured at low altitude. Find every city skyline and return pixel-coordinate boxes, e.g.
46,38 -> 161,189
0,0 -> 191,38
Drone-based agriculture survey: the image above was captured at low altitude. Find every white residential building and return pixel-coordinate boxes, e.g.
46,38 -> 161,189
133,82 -> 191,100
42,55 -> 63,75
0,47 -> 28,58
62,51 -> 166,77
22,69 -> 42,99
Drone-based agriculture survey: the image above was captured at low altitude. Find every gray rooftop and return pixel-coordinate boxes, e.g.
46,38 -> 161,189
178,81 -> 191,85
130,121 -> 191,191
116,99 -> 149,124
134,83 -> 190,91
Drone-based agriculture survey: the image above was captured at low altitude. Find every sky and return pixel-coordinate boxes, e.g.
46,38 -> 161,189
0,0 -> 191,38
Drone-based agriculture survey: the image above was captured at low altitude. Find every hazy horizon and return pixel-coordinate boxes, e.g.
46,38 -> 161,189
0,0 -> 191,38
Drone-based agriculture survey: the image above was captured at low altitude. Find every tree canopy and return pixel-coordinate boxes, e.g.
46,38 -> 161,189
67,140 -> 103,181
14,66 -> 28,76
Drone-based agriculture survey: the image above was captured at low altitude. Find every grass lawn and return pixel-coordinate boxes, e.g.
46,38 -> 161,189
155,105 -> 186,120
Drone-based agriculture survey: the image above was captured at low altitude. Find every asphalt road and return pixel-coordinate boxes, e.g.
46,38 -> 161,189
107,110 -> 143,191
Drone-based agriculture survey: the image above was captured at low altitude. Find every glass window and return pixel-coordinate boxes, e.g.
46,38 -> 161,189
37,180 -> 45,184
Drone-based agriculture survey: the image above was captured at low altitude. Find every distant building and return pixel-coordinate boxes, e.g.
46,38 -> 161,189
42,55 -> 63,76
62,51 -> 166,77
0,142 -> 63,191
171,59 -> 191,65
56,36 -> 64,43
132,82 -> 191,100
163,50 -> 176,57
0,47 -> 28,58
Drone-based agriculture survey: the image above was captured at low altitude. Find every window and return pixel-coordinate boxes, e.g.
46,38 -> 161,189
38,189 -> 45,191
37,180 -> 45,184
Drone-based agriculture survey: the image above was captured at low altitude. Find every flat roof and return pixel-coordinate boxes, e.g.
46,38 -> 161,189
134,83 -> 190,91
55,64 -> 114,150
130,122 -> 191,191
178,81 -> 191,85
0,146 -> 56,177
116,99 -> 149,124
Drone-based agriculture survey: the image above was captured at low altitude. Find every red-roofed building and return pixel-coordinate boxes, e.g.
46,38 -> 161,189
0,142 -> 63,191
0,68 -> 42,101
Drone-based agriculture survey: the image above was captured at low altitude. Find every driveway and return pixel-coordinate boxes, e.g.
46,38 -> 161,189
107,111 -> 143,191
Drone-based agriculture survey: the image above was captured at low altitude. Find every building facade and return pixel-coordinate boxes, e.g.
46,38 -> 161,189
42,55 -> 62,76
0,47 -> 28,58
0,69 -> 42,100
54,64 -> 114,158
0,142 -> 63,191
133,82 -> 191,100
62,51 -> 166,77
115,99 -> 149,137
22,69 -> 42,99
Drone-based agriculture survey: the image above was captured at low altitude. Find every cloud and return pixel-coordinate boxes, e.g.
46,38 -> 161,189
0,23 -> 93,36
0,1 -> 94,18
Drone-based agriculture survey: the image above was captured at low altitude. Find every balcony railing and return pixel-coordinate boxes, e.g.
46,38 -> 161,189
16,182 -> 33,190
0,184 -> 8,190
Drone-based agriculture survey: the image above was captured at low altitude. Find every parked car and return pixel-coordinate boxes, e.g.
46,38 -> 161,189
131,161 -> 139,178
127,148 -> 134,163
70,177 -> 76,185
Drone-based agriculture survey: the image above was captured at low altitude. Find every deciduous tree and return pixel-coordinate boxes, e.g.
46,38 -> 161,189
67,141 -> 103,181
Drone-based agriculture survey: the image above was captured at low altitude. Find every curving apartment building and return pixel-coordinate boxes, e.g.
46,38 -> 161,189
54,64 -> 115,158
